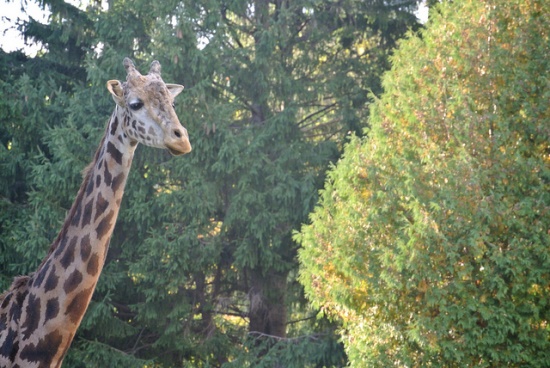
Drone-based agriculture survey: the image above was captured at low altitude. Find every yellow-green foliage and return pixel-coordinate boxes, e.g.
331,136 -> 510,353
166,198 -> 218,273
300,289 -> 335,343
298,1 -> 550,366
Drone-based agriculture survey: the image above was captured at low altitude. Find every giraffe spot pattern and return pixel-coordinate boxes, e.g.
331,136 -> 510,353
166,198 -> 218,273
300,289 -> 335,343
107,141 -> 123,165
32,260 -> 51,288
0,312 -> 6,330
95,192 -> 109,221
85,175 -> 95,197
80,234 -> 91,262
10,290 -> 28,324
53,238 -> 67,258
21,293 -> 41,339
44,265 -> 59,293
63,270 -> 83,295
87,254 -> 100,277
81,198 -> 94,227
96,210 -> 115,241
110,116 -> 119,135
65,286 -> 94,324
45,298 -> 60,322
96,174 -> 101,188
71,203 -> 82,227
0,327 -> 17,359
9,341 -> 19,363
15,287 -> 28,306
112,173 -> 125,193
59,237 -> 77,269
19,329 -> 63,366
104,165 -> 112,187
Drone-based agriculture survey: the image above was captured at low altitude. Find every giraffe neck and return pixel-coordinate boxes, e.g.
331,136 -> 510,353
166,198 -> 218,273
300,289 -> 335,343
0,106 -> 136,368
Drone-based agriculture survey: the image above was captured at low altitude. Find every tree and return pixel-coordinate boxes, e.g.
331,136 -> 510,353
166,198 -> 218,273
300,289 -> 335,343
297,0 -> 550,366
1,0 -> 422,365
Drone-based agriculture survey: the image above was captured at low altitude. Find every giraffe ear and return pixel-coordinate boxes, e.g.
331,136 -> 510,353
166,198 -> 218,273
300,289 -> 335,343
106,80 -> 125,105
166,84 -> 184,98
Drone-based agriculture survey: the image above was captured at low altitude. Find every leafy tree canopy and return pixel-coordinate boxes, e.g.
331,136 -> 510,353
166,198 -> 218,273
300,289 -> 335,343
298,0 -> 550,366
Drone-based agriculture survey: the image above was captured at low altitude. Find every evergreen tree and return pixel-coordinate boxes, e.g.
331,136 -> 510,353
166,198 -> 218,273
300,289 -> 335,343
298,0 -> 550,366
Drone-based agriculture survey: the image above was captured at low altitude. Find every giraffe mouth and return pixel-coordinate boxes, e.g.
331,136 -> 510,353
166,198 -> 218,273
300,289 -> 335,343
168,147 -> 185,156
167,144 -> 192,156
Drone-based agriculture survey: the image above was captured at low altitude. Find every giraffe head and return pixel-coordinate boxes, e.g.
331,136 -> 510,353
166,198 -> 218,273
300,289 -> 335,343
106,58 -> 191,155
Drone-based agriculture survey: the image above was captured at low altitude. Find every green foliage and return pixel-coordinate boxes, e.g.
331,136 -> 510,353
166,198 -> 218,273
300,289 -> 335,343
298,0 -> 550,366
0,0 -> 422,366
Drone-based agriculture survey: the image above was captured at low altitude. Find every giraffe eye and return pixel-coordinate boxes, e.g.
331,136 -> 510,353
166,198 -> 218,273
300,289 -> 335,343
129,101 -> 144,111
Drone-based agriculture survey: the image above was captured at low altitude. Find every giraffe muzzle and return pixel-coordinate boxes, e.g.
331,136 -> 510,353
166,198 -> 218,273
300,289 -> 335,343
165,128 -> 192,155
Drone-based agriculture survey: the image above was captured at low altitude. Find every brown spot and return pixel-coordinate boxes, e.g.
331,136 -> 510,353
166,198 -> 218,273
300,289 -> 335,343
96,174 -> 101,188
65,286 -> 94,324
44,266 -> 59,292
85,176 -> 94,197
96,210 -> 115,240
45,298 -> 60,322
32,260 -> 51,288
21,293 -> 41,339
80,234 -> 91,262
104,165 -> 112,186
137,125 -> 146,134
112,173 -> 125,193
107,141 -> 123,165
63,269 -> 83,294
87,253 -> 100,276
81,198 -> 94,227
110,116 -> 119,135
12,289 -> 28,323
0,327 -> 16,358
19,329 -> 63,366
53,238 -> 67,258
15,285 -> 29,306
9,340 -> 18,362
71,203 -> 82,227
59,238 -> 77,269
94,192 -> 109,221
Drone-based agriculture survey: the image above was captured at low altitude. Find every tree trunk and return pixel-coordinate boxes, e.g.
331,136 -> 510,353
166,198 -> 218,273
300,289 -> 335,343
248,269 -> 288,338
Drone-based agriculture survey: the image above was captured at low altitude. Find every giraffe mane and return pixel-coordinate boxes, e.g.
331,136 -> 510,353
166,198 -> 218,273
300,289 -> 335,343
0,276 -> 31,304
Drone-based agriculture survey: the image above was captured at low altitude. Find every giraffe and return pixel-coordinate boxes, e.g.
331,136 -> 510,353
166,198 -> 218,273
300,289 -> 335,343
0,58 -> 191,368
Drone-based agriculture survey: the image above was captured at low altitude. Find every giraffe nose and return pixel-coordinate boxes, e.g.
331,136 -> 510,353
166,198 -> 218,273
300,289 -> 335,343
165,126 -> 191,155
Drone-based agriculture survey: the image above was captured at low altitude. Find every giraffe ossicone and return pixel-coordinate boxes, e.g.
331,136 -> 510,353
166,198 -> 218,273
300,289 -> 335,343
0,58 -> 191,368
